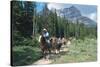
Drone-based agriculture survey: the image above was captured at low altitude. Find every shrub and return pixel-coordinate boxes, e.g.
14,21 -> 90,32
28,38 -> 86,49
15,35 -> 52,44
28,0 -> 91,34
12,31 -> 39,47
12,46 -> 42,66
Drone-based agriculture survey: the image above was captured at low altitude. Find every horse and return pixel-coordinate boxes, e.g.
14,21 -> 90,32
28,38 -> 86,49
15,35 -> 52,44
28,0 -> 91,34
61,37 -> 72,48
50,37 -> 57,53
50,37 -> 62,54
61,37 -> 67,45
56,37 -> 63,53
39,35 -> 51,59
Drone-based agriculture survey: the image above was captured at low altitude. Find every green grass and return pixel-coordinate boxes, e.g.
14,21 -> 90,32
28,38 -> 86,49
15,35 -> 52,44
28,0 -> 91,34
12,35 -> 43,66
52,38 -> 97,64
12,46 -> 42,66
12,37 -> 97,65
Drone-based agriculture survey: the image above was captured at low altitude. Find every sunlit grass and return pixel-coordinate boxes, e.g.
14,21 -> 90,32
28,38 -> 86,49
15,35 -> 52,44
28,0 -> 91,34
52,37 -> 97,64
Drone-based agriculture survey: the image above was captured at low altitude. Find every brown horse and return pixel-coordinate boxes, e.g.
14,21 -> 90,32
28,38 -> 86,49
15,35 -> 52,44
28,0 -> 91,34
61,37 -> 72,48
50,37 -> 57,53
50,37 -> 62,54
61,37 -> 67,45
39,35 -> 51,59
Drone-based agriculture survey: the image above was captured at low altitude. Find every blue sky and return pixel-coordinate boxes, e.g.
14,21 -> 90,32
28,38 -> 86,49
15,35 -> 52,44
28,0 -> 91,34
36,3 -> 45,12
36,2 -> 97,22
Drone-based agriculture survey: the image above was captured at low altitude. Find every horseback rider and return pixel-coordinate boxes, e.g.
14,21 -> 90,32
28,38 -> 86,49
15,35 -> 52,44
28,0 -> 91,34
42,28 -> 51,48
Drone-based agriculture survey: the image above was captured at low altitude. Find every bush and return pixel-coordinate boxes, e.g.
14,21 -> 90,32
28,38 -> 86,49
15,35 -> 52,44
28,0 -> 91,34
12,31 -> 41,66
13,31 -> 40,47
12,46 -> 42,66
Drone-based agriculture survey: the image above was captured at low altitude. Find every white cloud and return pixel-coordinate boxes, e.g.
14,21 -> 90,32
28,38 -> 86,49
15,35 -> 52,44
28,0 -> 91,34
47,3 -> 71,10
84,13 -> 97,22
90,13 -> 97,22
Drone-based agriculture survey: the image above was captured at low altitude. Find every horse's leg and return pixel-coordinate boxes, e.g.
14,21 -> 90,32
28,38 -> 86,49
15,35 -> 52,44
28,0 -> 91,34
49,44 -> 52,54
46,42 -> 51,59
55,49 -> 57,54
55,44 -> 58,54
44,52 -> 47,59
54,49 -> 56,54
58,49 -> 60,53
52,45 -> 55,53
58,43 -> 62,53
46,49 -> 51,60
44,50 -> 47,59
42,48 -> 46,59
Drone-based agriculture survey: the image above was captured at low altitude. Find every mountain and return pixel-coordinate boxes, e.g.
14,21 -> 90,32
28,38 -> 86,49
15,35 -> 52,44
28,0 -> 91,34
77,16 -> 96,27
56,6 -> 96,27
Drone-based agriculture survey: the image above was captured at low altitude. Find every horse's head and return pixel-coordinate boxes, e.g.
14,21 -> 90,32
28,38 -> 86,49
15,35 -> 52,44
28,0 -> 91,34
50,37 -> 57,44
61,37 -> 67,44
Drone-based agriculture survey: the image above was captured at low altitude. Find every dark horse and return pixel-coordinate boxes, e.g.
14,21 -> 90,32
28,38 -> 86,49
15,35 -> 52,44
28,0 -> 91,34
50,37 -> 62,54
40,35 -> 51,59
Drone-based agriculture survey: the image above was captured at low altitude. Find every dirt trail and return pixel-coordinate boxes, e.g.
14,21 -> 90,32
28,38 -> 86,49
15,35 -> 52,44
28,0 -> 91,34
33,40 -> 71,65
33,58 -> 52,65
33,48 -> 69,65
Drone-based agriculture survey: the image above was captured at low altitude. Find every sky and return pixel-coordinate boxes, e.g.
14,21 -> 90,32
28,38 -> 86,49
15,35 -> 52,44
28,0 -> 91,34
36,3 -> 45,12
36,2 -> 97,22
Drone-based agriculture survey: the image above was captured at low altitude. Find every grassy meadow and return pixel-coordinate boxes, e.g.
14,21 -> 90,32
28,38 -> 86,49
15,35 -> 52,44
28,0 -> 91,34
52,38 -> 97,64
12,37 -> 97,66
